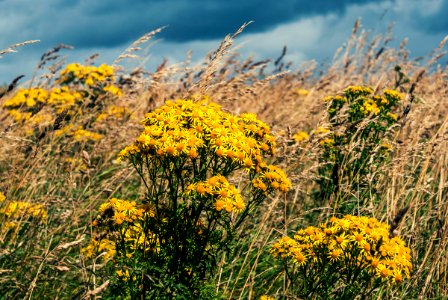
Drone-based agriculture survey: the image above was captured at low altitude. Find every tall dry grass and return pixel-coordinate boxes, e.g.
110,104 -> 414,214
0,21 -> 446,299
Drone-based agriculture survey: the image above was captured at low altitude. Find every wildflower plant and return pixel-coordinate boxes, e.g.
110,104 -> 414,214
0,192 -> 47,242
271,215 -> 412,299
2,63 -> 122,140
316,86 -> 403,211
87,98 -> 291,298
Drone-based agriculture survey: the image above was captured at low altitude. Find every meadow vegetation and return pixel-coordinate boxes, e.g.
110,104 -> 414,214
0,22 -> 447,299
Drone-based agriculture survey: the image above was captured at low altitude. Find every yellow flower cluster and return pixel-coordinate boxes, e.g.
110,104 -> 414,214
72,128 -> 102,142
360,99 -> 380,116
315,126 -> 331,135
116,269 -> 137,282
54,124 -> 102,142
319,138 -> 335,147
86,198 -> 158,261
3,88 -> 48,108
94,198 -> 145,226
259,296 -> 275,300
123,222 -> 158,253
3,87 -> 83,112
187,175 -> 245,213
343,86 -> 373,98
0,192 -> 47,237
3,63 -> 122,138
102,84 -> 123,97
271,215 -> 412,284
5,109 -> 33,122
118,99 -> 277,171
96,105 -> 129,122
383,89 -> 404,102
47,87 -> 84,111
342,86 -> 403,117
293,131 -> 309,143
323,95 -> 347,103
252,165 -> 292,193
386,112 -> 398,121
82,238 -> 116,260
296,89 -> 309,96
0,200 -> 47,222
59,63 -> 116,86
320,86 -> 403,148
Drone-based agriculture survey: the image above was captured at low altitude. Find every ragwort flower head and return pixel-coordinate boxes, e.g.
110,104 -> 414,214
58,63 -> 122,96
253,165 -> 292,194
3,88 -> 49,109
186,175 -> 245,213
59,63 -> 114,85
3,87 -> 83,113
96,105 -> 129,122
54,125 -> 102,142
343,86 -> 373,99
118,99 -> 287,183
88,197 -> 158,262
94,198 -> 145,226
82,238 -> 116,261
271,215 -> 412,285
383,89 -> 404,106
0,200 -> 47,222
293,131 -> 309,143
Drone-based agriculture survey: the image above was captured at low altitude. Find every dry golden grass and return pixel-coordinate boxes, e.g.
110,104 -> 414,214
0,23 -> 446,299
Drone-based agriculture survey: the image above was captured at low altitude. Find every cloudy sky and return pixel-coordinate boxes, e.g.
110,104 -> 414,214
0,0 -> 447,84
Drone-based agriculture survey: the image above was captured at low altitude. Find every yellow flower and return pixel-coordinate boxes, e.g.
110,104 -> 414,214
386,112 -> 398,121
383,89 -> 404,102
296,89 -> 309,96
72,128 -> 102,142
320,138 -> 335,146
58,63 -> 116,86
271,215 -> 412,285
334,232 -> 349,249
103,85 -> 122,96
0,200 -> 47,222
116,269 -> 130,282
360,99 -> 380,116
82,238 -> 116,261
343,86 -> 373,98
376,263 -> 390,279
315,127 -> 330,135
119,98 -> 281,175
293,131 -> 309,143
392,269 -> 403,283
380,142 -> 392,151
328,249 -> 342,262
214,199 -> 226,211
233,196 -> 245,212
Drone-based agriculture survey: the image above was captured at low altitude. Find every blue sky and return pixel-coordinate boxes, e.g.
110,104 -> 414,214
0,0 -> 447,83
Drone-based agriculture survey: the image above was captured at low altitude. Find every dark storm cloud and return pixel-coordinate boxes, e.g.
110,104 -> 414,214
1,0 -> 379,50
1,0 -> 447,84
147,0 -> 379,42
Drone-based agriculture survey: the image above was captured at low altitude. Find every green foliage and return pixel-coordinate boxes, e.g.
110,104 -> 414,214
316,86 -> 403,213
270,216 -> 412,300
86,99 -> 291,298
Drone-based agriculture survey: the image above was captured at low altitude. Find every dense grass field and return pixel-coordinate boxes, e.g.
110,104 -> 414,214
0,24 -> 447,299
